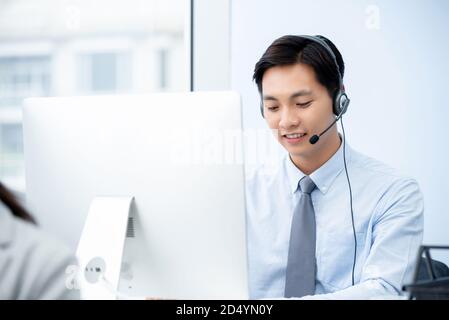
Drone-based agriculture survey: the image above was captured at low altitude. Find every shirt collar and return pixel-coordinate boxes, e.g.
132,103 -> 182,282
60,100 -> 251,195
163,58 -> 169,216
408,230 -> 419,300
284,135 -> 352,195
285,154 -> 306,194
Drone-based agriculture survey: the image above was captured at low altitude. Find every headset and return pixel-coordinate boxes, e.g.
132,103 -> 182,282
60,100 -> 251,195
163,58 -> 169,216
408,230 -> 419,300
259,35 -> 357,286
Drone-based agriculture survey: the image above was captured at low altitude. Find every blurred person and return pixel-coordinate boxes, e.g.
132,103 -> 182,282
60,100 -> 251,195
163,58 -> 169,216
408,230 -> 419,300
0,182 -> 79,299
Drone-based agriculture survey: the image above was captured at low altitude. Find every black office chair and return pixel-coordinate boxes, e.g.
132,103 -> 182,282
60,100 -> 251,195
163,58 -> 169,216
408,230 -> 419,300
403,245 -> 449,299
417,257 -> 449,281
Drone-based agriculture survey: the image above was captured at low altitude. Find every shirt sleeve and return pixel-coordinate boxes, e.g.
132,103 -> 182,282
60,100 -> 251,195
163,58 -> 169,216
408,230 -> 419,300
301,177 -> 424,300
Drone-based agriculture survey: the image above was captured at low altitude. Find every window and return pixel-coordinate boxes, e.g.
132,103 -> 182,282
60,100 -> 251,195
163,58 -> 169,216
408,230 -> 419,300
0,56 -> 51,108
158,49 -> 168,90
0,56 -> 51,189
78,52 -> 132,93
0,0 -> 188,192
0,124 -> 23,182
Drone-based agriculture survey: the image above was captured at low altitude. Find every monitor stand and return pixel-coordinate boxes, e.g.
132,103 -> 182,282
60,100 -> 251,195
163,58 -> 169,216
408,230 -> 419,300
76,196 -> 133,299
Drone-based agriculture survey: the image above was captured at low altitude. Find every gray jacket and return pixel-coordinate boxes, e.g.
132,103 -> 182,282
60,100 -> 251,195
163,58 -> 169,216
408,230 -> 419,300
0,208 -> 80,299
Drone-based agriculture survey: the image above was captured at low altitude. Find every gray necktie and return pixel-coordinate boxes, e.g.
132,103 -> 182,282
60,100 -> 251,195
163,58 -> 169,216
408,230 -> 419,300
284,175 -> 317,298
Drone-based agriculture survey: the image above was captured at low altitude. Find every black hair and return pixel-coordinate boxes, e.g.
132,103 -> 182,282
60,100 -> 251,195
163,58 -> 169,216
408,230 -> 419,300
0,181 -> 36,224
253,35 -> 345,98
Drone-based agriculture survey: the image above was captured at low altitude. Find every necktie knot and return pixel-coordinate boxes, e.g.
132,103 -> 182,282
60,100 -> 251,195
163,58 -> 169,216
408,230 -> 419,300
299,176 -> 316,195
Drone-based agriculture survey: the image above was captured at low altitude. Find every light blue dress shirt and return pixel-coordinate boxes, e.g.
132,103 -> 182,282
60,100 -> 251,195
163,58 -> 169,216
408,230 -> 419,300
245,139 -> 424,299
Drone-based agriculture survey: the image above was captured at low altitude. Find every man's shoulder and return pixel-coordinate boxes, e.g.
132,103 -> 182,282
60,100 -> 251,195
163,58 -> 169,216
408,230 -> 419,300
244,156 -> 290,200
245,156 -> 286,184
348,148 -> 422,203
349,148 -> 414,182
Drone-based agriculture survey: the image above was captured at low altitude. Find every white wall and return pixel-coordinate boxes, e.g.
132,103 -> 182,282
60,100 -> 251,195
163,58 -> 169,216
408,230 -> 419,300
193,0 -> 231,90
229,0 -> 449,245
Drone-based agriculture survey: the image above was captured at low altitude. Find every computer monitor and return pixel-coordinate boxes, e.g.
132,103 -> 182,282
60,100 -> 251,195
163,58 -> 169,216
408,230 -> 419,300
23,92 -> 248,299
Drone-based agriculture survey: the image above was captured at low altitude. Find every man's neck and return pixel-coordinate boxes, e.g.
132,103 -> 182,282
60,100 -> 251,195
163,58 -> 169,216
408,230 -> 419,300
290,133 -> 342,175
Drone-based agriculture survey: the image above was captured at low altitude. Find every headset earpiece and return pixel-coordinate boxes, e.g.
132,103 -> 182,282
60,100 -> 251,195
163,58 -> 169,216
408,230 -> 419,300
333,89 -> 350,116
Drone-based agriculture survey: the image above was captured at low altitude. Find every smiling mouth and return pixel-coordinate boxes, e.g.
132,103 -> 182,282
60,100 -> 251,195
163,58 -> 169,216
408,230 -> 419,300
283,133 -> 307,139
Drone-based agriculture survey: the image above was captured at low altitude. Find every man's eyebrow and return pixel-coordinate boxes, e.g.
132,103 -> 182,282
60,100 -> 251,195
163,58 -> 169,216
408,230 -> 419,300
262,90 -> 312,101
290,90 -> 312,99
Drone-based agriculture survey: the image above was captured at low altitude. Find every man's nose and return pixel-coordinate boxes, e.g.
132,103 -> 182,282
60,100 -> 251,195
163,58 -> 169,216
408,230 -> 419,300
279,107 -> 300,129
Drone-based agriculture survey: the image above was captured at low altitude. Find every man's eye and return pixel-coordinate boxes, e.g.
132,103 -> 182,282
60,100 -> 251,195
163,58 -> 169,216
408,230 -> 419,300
267,106 -> 279,111
296,101 -> 312,108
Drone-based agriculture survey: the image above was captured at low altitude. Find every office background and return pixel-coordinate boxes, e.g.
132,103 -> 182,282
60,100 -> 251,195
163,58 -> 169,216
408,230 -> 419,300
1,0 -> 448,260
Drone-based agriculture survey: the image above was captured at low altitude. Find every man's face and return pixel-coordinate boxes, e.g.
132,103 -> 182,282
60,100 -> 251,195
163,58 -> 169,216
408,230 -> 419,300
261,63 -> 336,159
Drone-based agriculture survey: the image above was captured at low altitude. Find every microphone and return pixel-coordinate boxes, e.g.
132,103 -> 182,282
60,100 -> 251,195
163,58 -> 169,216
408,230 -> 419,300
309,112 -> 344,145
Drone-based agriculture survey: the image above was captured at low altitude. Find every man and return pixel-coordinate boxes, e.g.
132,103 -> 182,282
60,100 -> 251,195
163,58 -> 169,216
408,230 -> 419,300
246,35 -> 423,299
